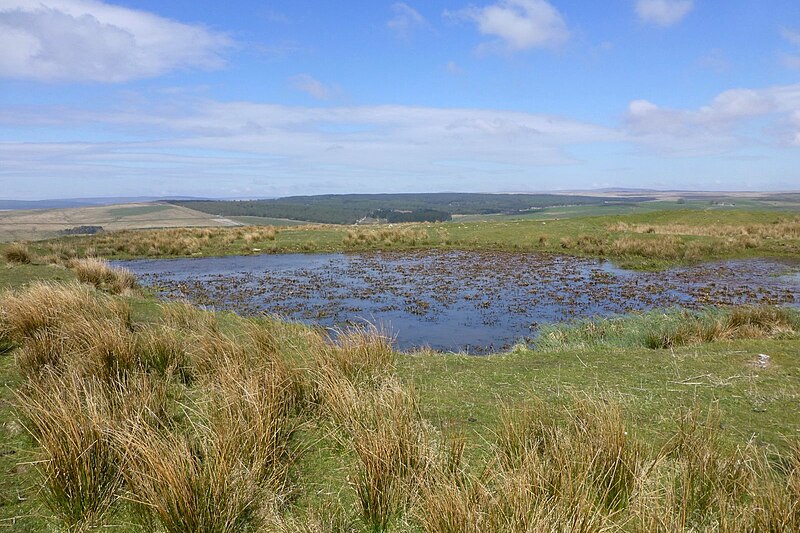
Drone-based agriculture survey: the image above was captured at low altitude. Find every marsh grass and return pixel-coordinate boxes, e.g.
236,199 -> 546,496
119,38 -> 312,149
537,306 -> 799,351
3,242 -> 33,264
5,279 -> 800,531
343,227 -> 429,247
71,257 -> 137,295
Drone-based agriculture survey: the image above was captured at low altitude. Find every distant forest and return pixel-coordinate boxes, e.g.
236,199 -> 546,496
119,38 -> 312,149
170,193 -> 653,225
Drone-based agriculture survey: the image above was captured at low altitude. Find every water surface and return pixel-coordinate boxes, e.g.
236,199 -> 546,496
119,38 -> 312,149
117,251 -> 798,352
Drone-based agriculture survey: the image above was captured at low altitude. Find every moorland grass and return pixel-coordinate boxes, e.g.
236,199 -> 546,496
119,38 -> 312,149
536,306 -> 800,351
30,208 -> 800,269
1,273 -> 800,530
2,242 -> 32,264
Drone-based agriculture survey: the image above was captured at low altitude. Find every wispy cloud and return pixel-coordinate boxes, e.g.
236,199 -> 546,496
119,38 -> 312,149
387,3 -> 427,39
445,61 -> 464,75
780,27 -> 800,70
447,0 -> 569,52
289,74 -> 334,100
0,0 -> 232,83
635,0 -> 693,27
0,97 -> 617,198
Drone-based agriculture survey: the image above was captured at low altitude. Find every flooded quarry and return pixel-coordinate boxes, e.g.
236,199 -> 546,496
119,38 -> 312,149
117,251 -> 799,352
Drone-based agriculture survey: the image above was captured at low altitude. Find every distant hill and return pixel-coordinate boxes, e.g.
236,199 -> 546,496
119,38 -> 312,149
0,197 -> 203,211
170,193 -> 655,225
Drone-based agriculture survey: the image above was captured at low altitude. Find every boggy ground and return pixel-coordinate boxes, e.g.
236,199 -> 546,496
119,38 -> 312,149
1,259 -> 800,531
123,250 -> 798,352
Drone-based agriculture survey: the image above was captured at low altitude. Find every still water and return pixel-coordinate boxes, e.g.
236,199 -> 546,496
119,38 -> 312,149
116,251 -> 798,352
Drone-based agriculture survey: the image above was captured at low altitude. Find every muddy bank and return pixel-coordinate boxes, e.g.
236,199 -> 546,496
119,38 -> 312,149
117,251 -> 798,353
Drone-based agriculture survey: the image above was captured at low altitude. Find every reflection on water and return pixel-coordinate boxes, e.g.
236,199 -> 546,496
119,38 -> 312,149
116,251 -> 798,353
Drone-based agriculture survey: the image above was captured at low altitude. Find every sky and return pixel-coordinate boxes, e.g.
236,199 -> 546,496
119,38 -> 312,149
1,0 -> 799,200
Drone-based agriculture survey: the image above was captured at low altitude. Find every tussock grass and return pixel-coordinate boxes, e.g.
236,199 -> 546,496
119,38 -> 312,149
14,369 -> 167,531
71,257 -> 138,294
3,242 -> 33,264
62,225 -> 282,258
5,278 -> 800,531
610,216 -> 800,239
538,306 -> 799,351
0,281 -> 129,342
343,227 -> 429,247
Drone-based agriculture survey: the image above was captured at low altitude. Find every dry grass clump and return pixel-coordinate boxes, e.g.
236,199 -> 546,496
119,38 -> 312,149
3,242 -> 33,264
16,372 -> 123,530
0,281 -> 128,343
343,226 -> 429,247
66,225 -> 281,258
644,306 -> 797,349
537,306 -> 798,351
610,217 -> 800,239
71,257 -> 138,294
15,369 -> 169,531
312,326 -> 396,385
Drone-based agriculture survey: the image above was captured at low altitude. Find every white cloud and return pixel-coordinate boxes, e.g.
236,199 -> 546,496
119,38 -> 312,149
445,61 -> 464,75
0,0 -> 231,82
781,27 -> 800,46
449,0 -> 569,51
289,74 -> 333,100
625,84 -> 800,153
635,0 -> 693,27
387,3 -> 427,38
781,27 -> 800,70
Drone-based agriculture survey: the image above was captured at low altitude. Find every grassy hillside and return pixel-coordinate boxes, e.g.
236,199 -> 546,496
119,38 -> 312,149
0,202 -> 241,242
1,259 -> 799,531
30,208 -> 800,270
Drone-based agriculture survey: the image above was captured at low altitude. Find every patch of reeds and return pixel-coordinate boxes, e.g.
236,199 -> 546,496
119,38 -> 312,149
537,306 -> 799,351
610,217 -> 800,239
343,226 -> 429,247
3,242 -> 33,264
14,369 -> 167,531
71,257 -> 138,294
60,225 -> 282,258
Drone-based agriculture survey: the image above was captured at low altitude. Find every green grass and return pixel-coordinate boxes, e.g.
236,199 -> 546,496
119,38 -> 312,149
29,208 -> 800,271
2,217 -> 800,530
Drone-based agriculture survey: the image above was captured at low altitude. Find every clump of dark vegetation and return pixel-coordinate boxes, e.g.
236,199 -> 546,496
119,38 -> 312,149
370,208 -> 452,223
170,192 -> 651,224
59,225 -> 104,235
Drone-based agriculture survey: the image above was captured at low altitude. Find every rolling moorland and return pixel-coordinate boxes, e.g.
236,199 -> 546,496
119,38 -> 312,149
0,194 -> 799,531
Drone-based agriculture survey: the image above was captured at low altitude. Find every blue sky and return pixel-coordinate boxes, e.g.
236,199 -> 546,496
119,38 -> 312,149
1,0 -> 799,199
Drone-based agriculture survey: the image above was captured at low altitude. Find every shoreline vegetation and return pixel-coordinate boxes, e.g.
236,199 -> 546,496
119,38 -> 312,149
1,206 -> 799,530
0,258 -> 798,530
6,208 -> 798,271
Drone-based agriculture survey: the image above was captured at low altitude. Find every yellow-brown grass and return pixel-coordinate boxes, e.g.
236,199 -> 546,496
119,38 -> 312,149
70,257 -> 138,294
3,242 -> 32,263
609,217 -> 800,239
343,226 -> 429,247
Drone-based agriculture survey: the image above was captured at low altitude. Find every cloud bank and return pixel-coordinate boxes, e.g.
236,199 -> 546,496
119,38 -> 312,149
0,0 -> 231,82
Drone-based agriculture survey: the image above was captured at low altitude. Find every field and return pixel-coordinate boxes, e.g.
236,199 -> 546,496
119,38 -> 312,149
1,199 -> 799,531
1,256 -> 800,531
0,202 -> 241,242
28,206 -> 800,270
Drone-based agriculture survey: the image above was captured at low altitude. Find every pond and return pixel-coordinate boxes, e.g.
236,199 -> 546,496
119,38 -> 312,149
116,251 -> 799,353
